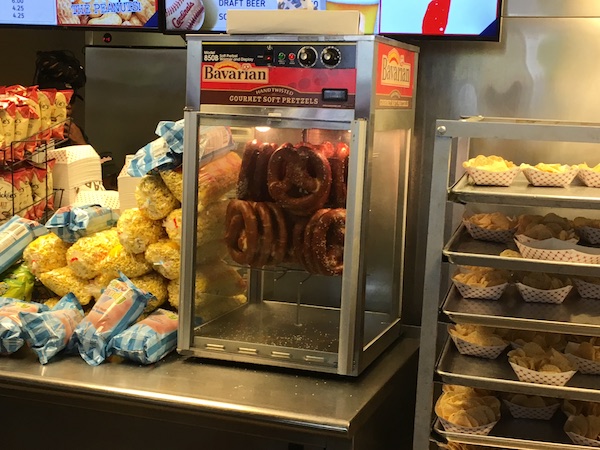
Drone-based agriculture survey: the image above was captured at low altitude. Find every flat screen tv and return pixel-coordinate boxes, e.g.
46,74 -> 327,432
379,0 -> 502,41
0,0 -> 161,30
162,0 -> 326,34
160,0 -> 501,40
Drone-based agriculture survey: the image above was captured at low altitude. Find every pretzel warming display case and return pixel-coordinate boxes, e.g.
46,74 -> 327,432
177,35 -> 419,375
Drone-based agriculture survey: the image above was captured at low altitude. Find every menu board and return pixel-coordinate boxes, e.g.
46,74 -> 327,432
379,0 -> 501,38
164,0 -> 325,33
0,0 -> 159,29
164,0 -> 500,40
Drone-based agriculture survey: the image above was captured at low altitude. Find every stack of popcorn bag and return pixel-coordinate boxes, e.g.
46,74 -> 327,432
128,119 -> 248,322
5,119 -> 246,364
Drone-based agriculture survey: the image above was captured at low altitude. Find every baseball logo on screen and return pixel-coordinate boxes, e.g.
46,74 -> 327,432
166,0 -> 205,30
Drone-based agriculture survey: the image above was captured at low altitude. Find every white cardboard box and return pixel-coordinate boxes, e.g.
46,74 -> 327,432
227,9 -> 364,35
118,155 -> 142,212
48,145 -> 103,208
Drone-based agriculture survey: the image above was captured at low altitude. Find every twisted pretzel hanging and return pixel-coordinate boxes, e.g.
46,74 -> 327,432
267,143 -> 332,216
225,199 -> 259,265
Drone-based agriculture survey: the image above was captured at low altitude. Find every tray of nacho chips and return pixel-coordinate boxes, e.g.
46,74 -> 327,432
449,173 -> 600,210
448,324 -> 508,359
435,385 -> 501,436
502,394 -> 560,420
462,155 -> 521,186
577,163 -> 600,188
508,342 -> 577,386
434,414 -> 592,450
521,163 -> 579,187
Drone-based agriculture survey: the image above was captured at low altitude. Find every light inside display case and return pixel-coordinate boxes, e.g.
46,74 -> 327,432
180,117 -> 406,371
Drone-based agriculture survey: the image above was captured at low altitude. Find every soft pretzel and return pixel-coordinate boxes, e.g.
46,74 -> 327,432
225,199 -> 259,265
265,202 -> 288,265
253,143 -> 277,201
307,208 -> 346,276
303,209 -> 330,274
254,202 -> 274,267
237,140 -> 261,200
267,143 -> 332,216
328,142 -> 349,208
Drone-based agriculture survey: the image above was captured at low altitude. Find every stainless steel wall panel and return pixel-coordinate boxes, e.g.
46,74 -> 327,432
505,0 -> 600,18
85,46 -> 187,182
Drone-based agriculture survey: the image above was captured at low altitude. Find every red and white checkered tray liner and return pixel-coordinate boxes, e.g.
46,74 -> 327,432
578,169 -> 600,188
574,278 -> 600,299
450,333 -> 508,359
452,279 -> 508,300
522,166 -> 579,187
566,432 -> 600,447
515,234 -> 579,245
576,226 -> 600,245
465,166 -> 521,186
509,361 -> 576,386
464,220 -> 516,243
515,282 -> 573,304
565,342 -> 600,375
515,238 -> 600,263
503,399 -> 560,420
438,417 -> 498,436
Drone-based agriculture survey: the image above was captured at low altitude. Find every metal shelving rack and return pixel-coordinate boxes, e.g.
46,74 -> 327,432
0,120 -> 69,226
412,116 -> 600,450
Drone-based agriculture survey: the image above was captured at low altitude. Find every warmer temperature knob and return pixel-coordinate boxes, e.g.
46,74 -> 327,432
297,46 -> 317,67
321,47 -> 341,68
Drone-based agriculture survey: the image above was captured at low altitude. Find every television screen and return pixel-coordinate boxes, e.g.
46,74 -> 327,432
0,0 -> 160,29
161,0 -> 501,39
379,0 -> 502,40
163,0 -> 325,33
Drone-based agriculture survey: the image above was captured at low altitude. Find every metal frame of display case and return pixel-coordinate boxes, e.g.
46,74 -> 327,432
413,116 -> 600,450
178,34 -> 420,376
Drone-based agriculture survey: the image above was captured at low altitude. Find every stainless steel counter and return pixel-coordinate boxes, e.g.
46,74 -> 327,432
0,337 -> 419,450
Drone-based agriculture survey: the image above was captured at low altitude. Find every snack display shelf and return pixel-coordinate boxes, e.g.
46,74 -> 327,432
433,415 -> 585,450
443,286 -> 600,337
413,117 -> 600,450
437,339 -> 600,403
443,225 -> 600,278
448,173 -> 600,210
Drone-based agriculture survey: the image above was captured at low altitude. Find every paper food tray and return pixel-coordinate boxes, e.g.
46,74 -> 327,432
515,233 -> 579,245
566,431 -> 600,447
522,166 -> 579,187
515,282 -> 573,304
515,238 -> 600,264
577,169 -> 600,187
509,361 -> 576,386
452,279 -> 508,300
438,417 -> 497,436
565,342 -> 600,374
449,333 -> 507,359
503,399 -> 560,420
576,226 -> 600,245
464,166 -> 520,187
574,278 -> 600,299
463,220 -> 516,243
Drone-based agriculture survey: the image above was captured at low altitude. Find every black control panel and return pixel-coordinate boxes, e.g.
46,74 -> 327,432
252,43 -> 356,69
